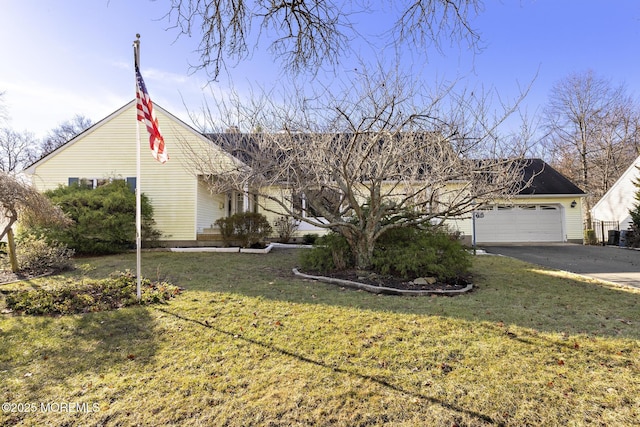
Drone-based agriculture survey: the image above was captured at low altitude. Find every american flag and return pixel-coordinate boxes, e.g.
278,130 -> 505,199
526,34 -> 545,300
135,65 -> 168,163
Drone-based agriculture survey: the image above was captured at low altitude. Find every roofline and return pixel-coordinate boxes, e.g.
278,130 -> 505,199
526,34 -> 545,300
24,100 -> 137,174
24,99 -> 249,175
591,155 -> 640,212
514,193 -> 587,198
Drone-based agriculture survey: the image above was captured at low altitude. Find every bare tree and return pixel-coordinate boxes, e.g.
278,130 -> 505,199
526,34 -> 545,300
40,114 -> 93,155
0,128 -> 39,173
187,68 -> 529,268
543,70 -> 640,227
0,172 -> 71,272
163,0 -> 482,80
591,102 -> 640,197
0,91 -> 7,124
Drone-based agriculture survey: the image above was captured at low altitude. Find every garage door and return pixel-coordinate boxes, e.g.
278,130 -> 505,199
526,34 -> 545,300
474,204 -> 563,243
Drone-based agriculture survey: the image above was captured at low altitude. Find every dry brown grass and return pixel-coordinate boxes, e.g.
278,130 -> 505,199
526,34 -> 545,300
1,249 -> 638,426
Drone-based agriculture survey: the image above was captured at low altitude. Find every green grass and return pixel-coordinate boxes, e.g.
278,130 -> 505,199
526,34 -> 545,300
1,249 -> 639,426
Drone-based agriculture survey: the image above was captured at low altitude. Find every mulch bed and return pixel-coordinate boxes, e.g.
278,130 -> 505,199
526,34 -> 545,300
1,271 -> 26,285
303,269 -> 471,292
0,270 -> 54,285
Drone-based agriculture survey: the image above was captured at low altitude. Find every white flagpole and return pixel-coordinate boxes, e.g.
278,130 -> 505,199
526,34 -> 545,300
133,34 -> 142,301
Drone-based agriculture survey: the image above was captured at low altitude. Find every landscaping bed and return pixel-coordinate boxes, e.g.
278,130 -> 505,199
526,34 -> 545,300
303,268 -> 471,291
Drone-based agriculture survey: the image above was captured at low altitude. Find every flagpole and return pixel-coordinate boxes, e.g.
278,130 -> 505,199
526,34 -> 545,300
133,34 -> 142,301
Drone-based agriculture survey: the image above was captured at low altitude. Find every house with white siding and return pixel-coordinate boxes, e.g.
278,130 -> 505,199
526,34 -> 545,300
591,155 -> 640,231
25,101 -> 586,246
25,100 -> 253,246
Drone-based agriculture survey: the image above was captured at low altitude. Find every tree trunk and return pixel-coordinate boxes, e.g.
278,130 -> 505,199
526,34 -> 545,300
7,228 -> 19,273
350,232 -> 376,271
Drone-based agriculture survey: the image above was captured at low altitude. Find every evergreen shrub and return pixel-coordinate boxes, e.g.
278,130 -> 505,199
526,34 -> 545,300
299,232 -> 354,272
40,180 -> 161,255
371,226 -> 471,279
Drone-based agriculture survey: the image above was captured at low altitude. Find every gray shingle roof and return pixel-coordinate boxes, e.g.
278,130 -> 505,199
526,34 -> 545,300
519,158 -> 585,195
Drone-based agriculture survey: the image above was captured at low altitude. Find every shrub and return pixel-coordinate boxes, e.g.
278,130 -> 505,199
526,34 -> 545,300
5,270 -> 181,315
40,180 -> 161,255
215,212 -> 273,248
274,216 -> 299,243
214,216 -> 236,247
299,232 -> 354,272
584,229 -> 597,245
302,233 -> 319,245
371,226 -> 471,279
14,234 -> 74,275
625,224 -> 640,248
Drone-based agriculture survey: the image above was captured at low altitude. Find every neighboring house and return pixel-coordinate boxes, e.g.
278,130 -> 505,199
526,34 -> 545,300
25,101 -> 586,246
591,155 -> 640,232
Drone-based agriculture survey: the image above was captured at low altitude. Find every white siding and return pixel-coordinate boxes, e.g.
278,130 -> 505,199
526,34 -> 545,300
27,101 -> 239,242
196,178 -> 226,233
592,156 -> 639,229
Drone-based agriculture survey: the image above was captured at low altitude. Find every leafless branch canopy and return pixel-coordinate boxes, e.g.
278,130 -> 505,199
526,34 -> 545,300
184,67 -> 530,267
163,0 -> 482,80
188,67 -> 529,229
0,128 -> 39,173
0,172 -> 71,242
40,114 -> 93,156
395,0 -> 481,54
543,70 -> 640,225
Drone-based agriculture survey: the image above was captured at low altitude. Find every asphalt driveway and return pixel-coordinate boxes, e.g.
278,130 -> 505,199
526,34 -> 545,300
483,244 -> 640,289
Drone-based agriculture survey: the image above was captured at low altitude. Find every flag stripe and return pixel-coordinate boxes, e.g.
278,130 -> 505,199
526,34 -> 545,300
136,66 -> 168,163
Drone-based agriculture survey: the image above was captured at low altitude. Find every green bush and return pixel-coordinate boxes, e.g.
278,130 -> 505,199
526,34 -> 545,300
625,225 -> 640,248
300,226 -> 471,280
215,212 -> 273,248
302,233 -> 319,245
40,180 -> 161,255
14,234 -> 75,275
5,270 -> 181,315
299,232 -> 354,272
371,226 -> 471,279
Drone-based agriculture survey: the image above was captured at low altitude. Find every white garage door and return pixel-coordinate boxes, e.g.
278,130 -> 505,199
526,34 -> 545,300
475,204 -> 563,243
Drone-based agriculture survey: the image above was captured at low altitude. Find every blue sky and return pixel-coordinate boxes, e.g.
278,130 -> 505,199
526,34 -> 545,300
1,0 -> 640,139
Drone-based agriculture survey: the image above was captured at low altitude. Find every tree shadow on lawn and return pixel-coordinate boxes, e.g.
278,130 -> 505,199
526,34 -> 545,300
64,249 -> 640,340
194,250 -> 640,341
153,306 -> 504,427
0,307 -> 158,401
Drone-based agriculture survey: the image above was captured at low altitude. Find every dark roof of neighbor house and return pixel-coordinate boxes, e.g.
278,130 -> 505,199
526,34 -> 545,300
518,158 -> 585,195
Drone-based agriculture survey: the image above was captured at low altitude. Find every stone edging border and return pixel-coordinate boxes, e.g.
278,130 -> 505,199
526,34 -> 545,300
292,268 -> 473,296
170,243 -> 275,254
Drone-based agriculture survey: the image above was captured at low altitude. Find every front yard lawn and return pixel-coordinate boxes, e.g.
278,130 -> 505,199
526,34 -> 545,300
1,249 -> 638,426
